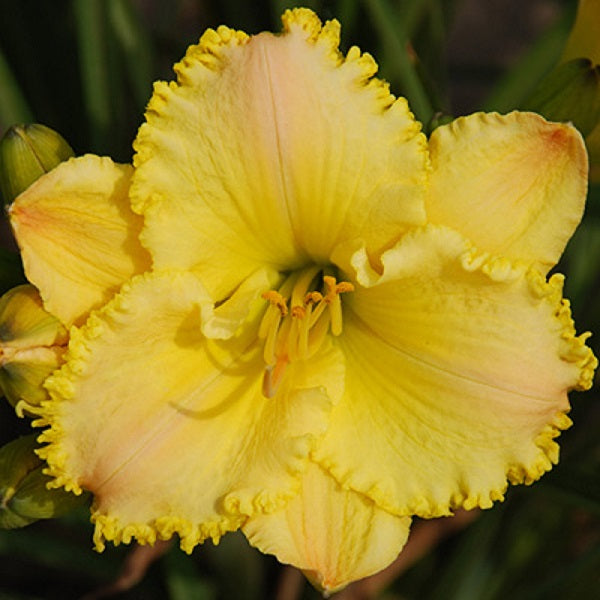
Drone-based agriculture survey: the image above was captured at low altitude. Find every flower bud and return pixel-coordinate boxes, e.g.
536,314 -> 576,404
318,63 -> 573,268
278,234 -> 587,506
0,285 -> 68,415
0,435 -> 89,528
0,124 -> 74,204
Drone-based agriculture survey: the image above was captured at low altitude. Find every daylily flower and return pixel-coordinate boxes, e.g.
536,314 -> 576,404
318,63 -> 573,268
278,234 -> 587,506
7,8 -> 597,593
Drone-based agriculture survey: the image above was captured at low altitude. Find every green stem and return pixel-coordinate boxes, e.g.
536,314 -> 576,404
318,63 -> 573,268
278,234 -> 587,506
107,0 -> 154,113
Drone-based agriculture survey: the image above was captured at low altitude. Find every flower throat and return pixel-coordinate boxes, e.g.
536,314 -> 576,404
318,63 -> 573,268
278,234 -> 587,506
258,266 -> 353,398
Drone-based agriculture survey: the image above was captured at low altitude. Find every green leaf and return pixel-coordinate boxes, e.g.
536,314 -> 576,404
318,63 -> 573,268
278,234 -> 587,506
361,0 -> 434,124
0,49 -> 33,131
522,58 -> 600,136
511,542 -> 600,600
164,550 -> 217,600
338,0 -> 361,32
483,8 -> 575,113
560,214 -> 600,312
72,0 -> 112,153
201,532 -> 265,600
429,509 -> 505,600
541,467 -> 600,514
106,0 -> 154,113
270,0 -> 319,26
0,514 -> 117,579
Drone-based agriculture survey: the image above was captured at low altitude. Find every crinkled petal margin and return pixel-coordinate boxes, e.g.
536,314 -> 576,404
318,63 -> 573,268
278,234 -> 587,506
35,270 -> 344,552
427,112 -> 588,272
321,225 -> 596,518
131,7 -> 427,301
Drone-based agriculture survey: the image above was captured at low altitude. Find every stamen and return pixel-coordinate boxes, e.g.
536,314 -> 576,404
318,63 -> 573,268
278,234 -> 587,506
296,302 -> 312,360
259,269 -> 354,398
304,291 -> 322,304
291,266 -> 320,307
261,290 -> 288,316
273,316 -> 293,361
329,292 -> 344,336
306,310 -> 331,357
323,275 -> 338,299
335,282 -> 355,294
291,306 -> 306,319
262,309 -> 281,365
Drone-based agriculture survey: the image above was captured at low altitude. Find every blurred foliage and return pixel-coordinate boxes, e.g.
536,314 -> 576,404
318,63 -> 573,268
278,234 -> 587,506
0,0 -> 598,598
522,58 -> 600,136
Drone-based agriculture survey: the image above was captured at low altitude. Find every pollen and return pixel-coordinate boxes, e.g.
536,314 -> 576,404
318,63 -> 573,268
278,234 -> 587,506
258,268 -> 354,398
261,290 -> 288,316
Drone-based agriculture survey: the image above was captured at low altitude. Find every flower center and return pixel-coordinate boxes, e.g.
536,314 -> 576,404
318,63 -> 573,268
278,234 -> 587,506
258,266 -> 354,398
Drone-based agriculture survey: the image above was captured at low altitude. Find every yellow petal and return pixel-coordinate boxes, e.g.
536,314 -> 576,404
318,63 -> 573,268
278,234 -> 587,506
203,266 -> 282,339
9,155 -> 151,326
427,112 -> 588,272
316,226 -> 596,517
243,461 -> 410,594
38,270 -> 343,552
132,8 -> 427,300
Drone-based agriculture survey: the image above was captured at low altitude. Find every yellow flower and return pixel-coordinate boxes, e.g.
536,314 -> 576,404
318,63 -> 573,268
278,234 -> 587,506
7,8 -> 597,593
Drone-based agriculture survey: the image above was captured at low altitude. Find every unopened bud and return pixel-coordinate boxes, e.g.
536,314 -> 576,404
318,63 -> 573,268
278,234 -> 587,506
0,124 -> 74,204
0,285 -> 68,415
0,435 -> 89,528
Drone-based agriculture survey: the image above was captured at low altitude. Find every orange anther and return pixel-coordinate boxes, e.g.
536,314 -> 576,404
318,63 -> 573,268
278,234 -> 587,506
336,282 -> 354,294
304,291 -> 323,305
261,290 -> 288,316
291,305 -> 306,319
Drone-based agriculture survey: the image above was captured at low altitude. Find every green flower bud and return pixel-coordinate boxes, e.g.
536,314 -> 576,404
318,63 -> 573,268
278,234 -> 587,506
0,124 -> 74,204
0,285 -> 68,414
0,435 -> 88,528
523,58 -> 600,136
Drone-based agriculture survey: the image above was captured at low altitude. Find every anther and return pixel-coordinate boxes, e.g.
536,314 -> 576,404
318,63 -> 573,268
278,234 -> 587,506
261,290 -> 288,316
304,291 -> 323,305
335,282 -> 354,294
291,306 -> 306,319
